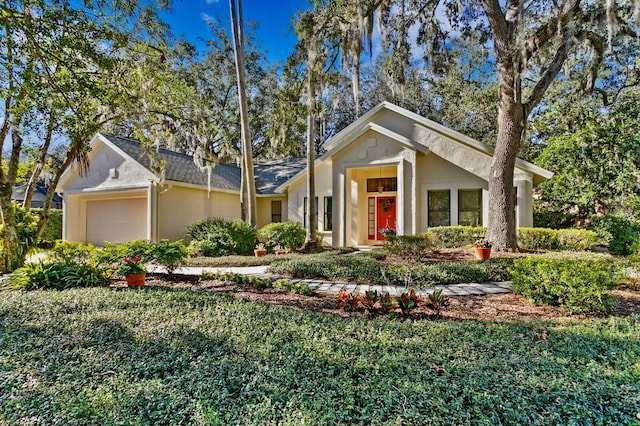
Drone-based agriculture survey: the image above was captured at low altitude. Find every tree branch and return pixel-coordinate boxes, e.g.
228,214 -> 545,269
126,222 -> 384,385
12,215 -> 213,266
521,0 -> 580,61
524,36 -> 574,117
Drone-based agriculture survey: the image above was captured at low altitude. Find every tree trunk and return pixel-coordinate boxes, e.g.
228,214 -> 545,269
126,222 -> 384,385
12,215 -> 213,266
229,0 -> 257,227
486,58 -> 523,251
302,43 -> 319,252
0,190 -> 21,272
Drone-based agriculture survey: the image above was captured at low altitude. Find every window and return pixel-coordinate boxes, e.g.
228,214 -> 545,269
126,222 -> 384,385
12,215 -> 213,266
367,197 -> 376,239
366,177 -> 397,192
428,190 -> 450,227
303,196 -> 318,228
323,196 -> 332,231
271,200 -> 282,223
458,189 -> 482,226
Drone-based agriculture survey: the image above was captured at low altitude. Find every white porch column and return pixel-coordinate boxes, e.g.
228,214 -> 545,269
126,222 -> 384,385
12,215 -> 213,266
515,179 -> 533,227
147,182 -> 158,242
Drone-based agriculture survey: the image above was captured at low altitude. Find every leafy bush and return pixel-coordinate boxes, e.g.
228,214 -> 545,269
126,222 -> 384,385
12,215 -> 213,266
270,254 -> 385,283
517,227 -> 598,251
0,204 -> 39,265
152,240 -> 188,273
511,254 -> 620,314
4,261 -> 107,291
517,227 -> 558,250
258,222 -> 306,252
423,226 -> 486,248
272,278 -> 312,295
556,229 -> 598,251
384,234 -> 438,262
187,217 -> 257,256
31,208 -> 62,244
591,214 -> 640,255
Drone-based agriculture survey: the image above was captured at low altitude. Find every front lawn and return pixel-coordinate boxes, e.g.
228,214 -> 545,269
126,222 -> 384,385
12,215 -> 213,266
1,288 -> 639,425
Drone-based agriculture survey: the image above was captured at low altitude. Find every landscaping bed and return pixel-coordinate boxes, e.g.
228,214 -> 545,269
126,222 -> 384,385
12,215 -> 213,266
136,274 -> 640,321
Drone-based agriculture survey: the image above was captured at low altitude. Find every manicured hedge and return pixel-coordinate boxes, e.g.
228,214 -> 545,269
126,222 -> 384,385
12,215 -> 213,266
517,227 -> 598,251
511,253 -> 620,314
423,226 -> 486,248
421,226 -> 597,251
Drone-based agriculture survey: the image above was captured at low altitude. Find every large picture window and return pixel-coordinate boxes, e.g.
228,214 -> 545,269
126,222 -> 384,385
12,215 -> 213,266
303,196 -> 318,228
323,196 -> 332,231
428,190 -> 450,227
458,189 -> 482,226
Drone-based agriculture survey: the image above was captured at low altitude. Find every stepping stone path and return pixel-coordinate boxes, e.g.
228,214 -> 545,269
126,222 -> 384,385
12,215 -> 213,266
150,265 -> 512,297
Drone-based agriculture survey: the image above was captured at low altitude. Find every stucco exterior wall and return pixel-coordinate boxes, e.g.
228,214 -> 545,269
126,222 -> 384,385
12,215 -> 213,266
63,140 -> 155,192
417,153 -> 489,232
287,162 -> 333,246
157,185 -> 240,241
256,196 -> 288,230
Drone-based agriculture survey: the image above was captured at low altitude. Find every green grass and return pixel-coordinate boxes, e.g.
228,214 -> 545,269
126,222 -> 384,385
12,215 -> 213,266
1,288 -> 639,425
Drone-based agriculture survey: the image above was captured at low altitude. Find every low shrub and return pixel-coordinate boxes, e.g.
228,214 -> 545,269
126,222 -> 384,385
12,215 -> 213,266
258,222 -> 306,252
4,261 -> 107,291
517,227 -> 558,250
556,229 -> 598,251
152,240 -> 189,273
269,254 -> 384,283
270,255 -> 513,285
517,227 -> 598,251
272,278 -> 312,295
591,214 -> 640,255
423,226 -> 486,248
187,217 -> 257,256
384,234 -> 438,262
511,254 -> 620,314
337,288 -> 440,317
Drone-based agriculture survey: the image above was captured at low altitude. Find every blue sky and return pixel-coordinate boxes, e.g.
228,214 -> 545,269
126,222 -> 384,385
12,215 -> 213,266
161,0 -> 310,64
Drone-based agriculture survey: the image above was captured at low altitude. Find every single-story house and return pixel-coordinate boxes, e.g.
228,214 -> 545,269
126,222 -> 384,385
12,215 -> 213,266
57,102 -> 552,247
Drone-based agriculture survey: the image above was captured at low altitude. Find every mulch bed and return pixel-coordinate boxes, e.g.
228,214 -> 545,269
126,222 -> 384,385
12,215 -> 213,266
112,273 -> 640,322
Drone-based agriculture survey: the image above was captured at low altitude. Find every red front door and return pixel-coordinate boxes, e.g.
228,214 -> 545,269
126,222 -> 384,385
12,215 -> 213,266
376,196 -> 396,240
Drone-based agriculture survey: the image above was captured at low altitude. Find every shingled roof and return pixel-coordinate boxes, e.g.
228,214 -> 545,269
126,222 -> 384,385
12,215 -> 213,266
102,134 -> 305,195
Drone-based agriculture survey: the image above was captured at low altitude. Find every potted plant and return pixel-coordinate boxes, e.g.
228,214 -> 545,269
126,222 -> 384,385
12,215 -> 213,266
378,226 -> 396,238
118,256 -> 146,287
254,243 -> 267,257
473,239 -> 492,261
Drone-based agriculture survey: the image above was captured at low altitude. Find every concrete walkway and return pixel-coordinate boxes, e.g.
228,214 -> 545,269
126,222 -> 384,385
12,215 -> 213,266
149,265 -> 512,297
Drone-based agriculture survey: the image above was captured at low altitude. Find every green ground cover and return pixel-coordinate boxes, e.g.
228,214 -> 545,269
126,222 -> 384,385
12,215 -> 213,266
1,288 -> 638,425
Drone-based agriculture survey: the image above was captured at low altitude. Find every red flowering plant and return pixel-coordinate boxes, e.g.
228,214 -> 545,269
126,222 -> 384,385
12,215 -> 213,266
117,257 -> 146,276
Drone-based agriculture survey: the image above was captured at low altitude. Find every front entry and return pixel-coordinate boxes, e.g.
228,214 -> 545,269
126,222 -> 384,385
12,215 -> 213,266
367,196 -> 397,240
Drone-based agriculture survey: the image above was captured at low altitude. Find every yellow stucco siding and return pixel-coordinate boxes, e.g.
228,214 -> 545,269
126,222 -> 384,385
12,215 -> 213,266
256,196 -> 287,230
157,185 -> 240,241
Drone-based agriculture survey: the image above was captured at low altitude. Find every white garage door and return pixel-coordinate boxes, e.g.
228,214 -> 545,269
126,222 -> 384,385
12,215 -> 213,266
86,198 -> 147,245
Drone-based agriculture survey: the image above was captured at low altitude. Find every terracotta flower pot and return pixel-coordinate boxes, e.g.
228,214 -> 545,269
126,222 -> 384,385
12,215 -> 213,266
474,247 -> 491,261
254,249 -> 267,257
125,273 -> 146,287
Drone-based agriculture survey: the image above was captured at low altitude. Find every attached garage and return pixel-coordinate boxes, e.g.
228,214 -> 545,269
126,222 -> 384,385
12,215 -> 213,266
85,198 -> 147,245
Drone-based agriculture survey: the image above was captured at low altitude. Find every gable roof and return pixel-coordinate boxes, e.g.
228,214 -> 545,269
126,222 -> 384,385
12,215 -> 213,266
99,134 -> 305,195
103,134 -> 242,191
278,102 -> 553,191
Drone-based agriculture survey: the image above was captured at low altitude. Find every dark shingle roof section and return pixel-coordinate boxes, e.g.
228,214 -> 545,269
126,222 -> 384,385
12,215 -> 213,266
102,134 -> 306,195
103,134 -> 242,191
254,157 -> 306,195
